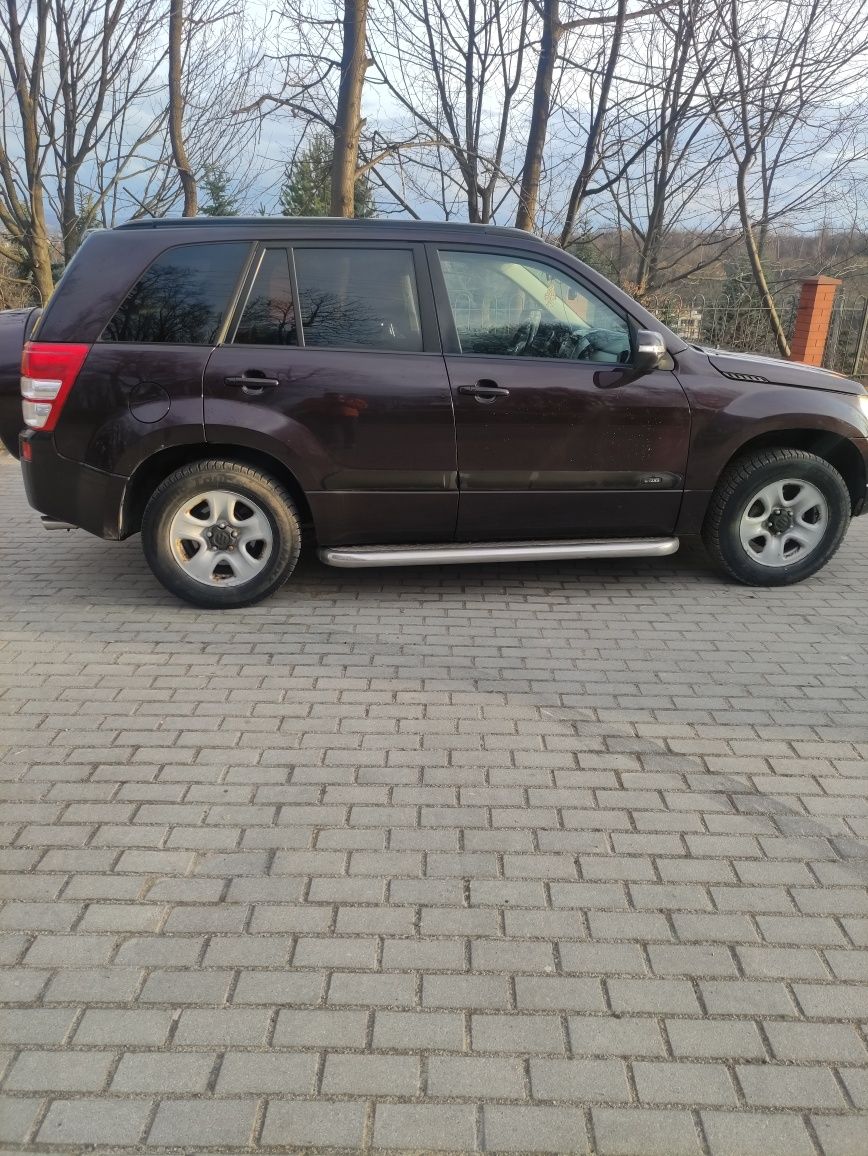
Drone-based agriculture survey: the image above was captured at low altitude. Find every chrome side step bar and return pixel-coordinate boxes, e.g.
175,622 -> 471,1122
319,537 -> 679,569
41,517 -> 77,531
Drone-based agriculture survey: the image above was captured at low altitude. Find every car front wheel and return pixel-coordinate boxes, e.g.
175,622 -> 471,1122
142,460 -> 301,608
703,448 -> 851,586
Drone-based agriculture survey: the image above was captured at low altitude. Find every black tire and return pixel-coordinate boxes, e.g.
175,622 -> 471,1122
703,447 -> 850,586
141,460 -> 301,608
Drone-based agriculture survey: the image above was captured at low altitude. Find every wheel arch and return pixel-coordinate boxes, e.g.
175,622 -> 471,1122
121,444 -> 313,538
722,428 -> 866,514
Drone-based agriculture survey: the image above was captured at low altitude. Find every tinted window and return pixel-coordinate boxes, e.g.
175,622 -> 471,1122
439,250 -> 631,363
103,242 -> 248,344
294,248 -> 423,352
234,248 -> 298,345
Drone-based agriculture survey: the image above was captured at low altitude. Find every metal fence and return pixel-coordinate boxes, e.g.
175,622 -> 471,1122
825,293 -> 868,381
646,288 -> 868,380
645,292 -> 798,359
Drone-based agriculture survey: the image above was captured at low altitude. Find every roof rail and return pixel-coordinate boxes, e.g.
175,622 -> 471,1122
115,215 -> 529,238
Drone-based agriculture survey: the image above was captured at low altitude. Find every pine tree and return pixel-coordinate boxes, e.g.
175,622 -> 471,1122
279,132 -> 376,218
199,165 -> 239,216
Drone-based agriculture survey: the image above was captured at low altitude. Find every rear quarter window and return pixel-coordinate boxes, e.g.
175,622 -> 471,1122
102,242 -> 249,344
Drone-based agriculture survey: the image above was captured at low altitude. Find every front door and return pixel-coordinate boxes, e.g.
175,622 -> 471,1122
204,243 -> 458,545
431,246 -> 691,541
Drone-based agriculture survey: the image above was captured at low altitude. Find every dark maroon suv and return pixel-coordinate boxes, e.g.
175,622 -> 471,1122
2,218 -> 866,607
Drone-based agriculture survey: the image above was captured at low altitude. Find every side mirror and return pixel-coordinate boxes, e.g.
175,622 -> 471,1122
633,330 -> 667,374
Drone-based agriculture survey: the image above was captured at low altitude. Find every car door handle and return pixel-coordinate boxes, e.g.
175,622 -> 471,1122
224,374 -> 280,391
458,380 -> 510,401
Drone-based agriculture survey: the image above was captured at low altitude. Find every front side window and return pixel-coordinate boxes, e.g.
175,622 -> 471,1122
294,248 -> 423,352
233,248 -> 298,345
102,242 -> 248,344
438,250 -> 631,363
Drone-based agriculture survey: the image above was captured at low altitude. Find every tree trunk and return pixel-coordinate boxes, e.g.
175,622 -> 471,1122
1,0 -> 54,300
557,0 -> 627,247
515,0 -> 558,231
26,209 -> 55,305
168,0 -> 197,216
331,0 -> 369,217
736,161 -> 790,358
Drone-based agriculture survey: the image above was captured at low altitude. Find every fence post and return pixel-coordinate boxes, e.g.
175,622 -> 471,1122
789,276 -> 841,365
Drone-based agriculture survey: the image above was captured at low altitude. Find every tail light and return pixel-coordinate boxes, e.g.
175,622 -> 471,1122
21,342 -> 90,431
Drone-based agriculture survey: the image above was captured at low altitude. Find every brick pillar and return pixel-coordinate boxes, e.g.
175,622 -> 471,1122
789,276 -> 841,366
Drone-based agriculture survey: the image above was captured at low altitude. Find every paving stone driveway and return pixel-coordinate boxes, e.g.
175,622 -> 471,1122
0,454 -> 867,1156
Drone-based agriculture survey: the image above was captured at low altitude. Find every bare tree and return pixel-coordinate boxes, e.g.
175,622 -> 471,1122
368,0 -> 532,222
1,0 -> 166,295
163,0 -> 262,219
601,0 -> 734,297
707,0 -> 868,355
516,0 -> 672,233
515,0 -> 558,230
0,0 -> 55,301
247,0 -> 407,216
168,0 -> 197,215
1,0 -> 261,299
331,0 -> 368,215
46,0 -> 169,262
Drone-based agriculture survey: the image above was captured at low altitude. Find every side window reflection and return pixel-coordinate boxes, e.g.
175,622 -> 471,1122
234,249 -> 298,345
102,243 -> 248,344
294,248 -> 423,352
439,250 -> 631,364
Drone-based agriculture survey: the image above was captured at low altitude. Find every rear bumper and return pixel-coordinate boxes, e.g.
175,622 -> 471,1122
20,432 -> 126,540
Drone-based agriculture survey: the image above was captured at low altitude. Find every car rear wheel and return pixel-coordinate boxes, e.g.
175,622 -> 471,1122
142,460 -> 301,608
703,448 -> 851,586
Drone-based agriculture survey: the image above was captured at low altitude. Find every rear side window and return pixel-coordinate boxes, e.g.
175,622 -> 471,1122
102,242 -> 248,344
294,248 -> 423,352
233,248 -> 298,345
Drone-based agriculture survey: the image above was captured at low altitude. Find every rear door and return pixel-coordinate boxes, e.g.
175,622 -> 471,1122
53,240 -> 250,475
430,245 -> 691,541
204,242 -> 458,545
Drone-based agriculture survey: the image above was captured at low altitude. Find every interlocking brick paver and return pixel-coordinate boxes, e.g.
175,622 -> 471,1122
146,1098 -> 258,1146
110,1051 -> 216,1092
633,1059 -> 737,1105
37,1099 -> 152,1145
272,1007 -> 368,1048
736,1062 -> 846,1108
323,1052 -> 420,1095
0,1008 -> 76,1043
428,1055 -> 525,1098
4,1049 -> 114,1090
472,1013 -> 565,1054
1,459 -> 867,1153
373,1009 -> 465,1051
483,1105 -> 586,1151
664,1018 -> 766,1059
373,1103 -> 477,1151
73,1008 -> 172,1045
44,966 -> 143,1003
0,1095 -> 43,1143
592,1106 -> 702,1156
261,1100 -> 367,1147
530,1057 -> 630,1102
568,1014 -> 666,1056
763,1020 -> 868,1062
700,1110 -> 816,1156
809,1115 -> 868,1156
216,1051 -> 316,1093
